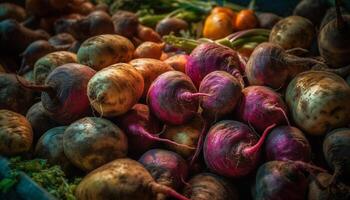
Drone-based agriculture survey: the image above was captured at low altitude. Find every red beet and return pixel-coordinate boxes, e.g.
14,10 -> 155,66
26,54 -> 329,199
203,120 -> 276,178
186,42 -> 246,88
17,63 -> 96,124
235,86 -> 289,133
264,126 -> 311,162
147,71 -> 208,125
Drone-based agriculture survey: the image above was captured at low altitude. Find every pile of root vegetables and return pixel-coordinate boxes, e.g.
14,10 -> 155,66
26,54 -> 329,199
1,0 -> 350,200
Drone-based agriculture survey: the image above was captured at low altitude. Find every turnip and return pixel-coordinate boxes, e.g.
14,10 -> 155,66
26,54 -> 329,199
235,86 -> 289,133
183,173 -> 239,200
318,0 -> 350,68
33,51 -> 77,84
286,71 -> 350,135
264,125 -> 311,162
63,117 -> 128,172
254,160 -> 326,200
48,33 -> 76,47
320,6 -> 349,29
186,42 -> 246,88
0,109 -> 33,156
112,10 -> 139,38
134,42 -> 165,60
147,71 -> 208,125
137,25 -> 162,43
269,16 -> 315,50
75,158 -> 190,200
199,71 -> 242,120
257,12 -> 282,29
77,34 -> 134,71
26,101 -> 60,143
164,54 -> 188,73
156,17 -> 188,36
0,3 -> 26,22
17,63 -> 96,124
87,63 -> 144,117
139,149 -> 188,200
129,58 -> 173,98
203,120 -> 276,178
293,0 -> 328,25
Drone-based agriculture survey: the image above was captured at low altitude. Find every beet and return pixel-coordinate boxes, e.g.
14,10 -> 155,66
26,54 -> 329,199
235,86 -> 289,133
264,125 -> 311,162
17,63 -> 96,124
186,42 -> 246,88
257,12 -> 282,29
147,71 -> 208,125
203,120 -> 276,177
0,3 -> 26,22
155,18 -> 188,36
112,10 -> 139,38
293,0 -> 328,26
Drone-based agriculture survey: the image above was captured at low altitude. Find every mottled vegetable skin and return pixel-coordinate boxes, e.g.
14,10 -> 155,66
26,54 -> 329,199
156,18 -> 188,36
63,117 -> 128,172
129,58 -> 173,98
323,128 -> 350,180
0,109 -> 33,156
112,10 -> 139,38
265,126 -> 311,162
269,16 -> 315,50
147,71 -> 200,125
87,63 -> 144,117
183,173 -> 239,200
236,86 -> 288,133
161,115 -> 203,158
0,3 -> 26,21
139,149 -> 188,191
35,126 -> 76,174
186,43 -> 245,88
203,120 -> 260,177
199,71 -> 242,120
164,54 -> 188,73
286,71 -> 350,135
254,161 -> 309,200
77,34 -> 134,71
26,102 -> 59,143
116,104 -> 162,156
0,74 -> 34,114
48,33 -> 76,47
33,51 -> 77,84
134,42 -> 164,60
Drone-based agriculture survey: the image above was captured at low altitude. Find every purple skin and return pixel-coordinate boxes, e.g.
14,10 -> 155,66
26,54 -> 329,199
236,86 -> 289,133
147,71 -> 208,125
139,149 -> 188,190
186,43 -> 246,88
265,126 -> 311,162
203,120 -> 276,178
199,71 -> 242,121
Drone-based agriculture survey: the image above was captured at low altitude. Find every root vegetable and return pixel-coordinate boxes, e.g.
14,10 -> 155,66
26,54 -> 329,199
257,12 -> 282,29
320,6 -> 349,29
112,10 -> 139,38
75,158 -> 190,200
164,54 -> 188,73
286,71 -> 350,135
134,42 -> 165,60
87,63 -> 144,117
235,10 -> 259,31
48,33 -> 76,47
203,12 -> 234,40
63,117 -> 128,172
0,109 -> 33,156
77,34 -> 134,71
156,17 -> 188,36
137,25 -> 162,43
0,3 -> 26,22
293,0 -> 328,25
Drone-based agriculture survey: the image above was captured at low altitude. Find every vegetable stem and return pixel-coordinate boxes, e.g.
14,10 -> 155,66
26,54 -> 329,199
335,0 -> 346,29
243,124 -> 276,157
15,75 -> 56,98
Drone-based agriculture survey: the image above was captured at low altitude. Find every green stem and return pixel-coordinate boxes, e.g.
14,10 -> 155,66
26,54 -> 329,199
163,35 -> 201,53
139,14 -> 168,27
230,35 -> 268,48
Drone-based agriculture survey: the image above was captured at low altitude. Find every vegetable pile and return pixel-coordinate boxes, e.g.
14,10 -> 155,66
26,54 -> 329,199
1,0 -> 350,200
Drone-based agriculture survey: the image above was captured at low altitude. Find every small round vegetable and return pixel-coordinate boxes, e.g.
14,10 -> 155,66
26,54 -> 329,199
156,17 -> 188,36
203,12 -> 234,40
186,42 -> 245,88
26,102 -> 59,143
323,128 -> 350,181
183,173 -> 239,200
129,58 -> 173,98
318,0 -> 350,68
18,63 -> 96,125
293,0 -> 328,25
286,71 -> 350,135
77,34 -> 135,71
0,3 -> 26,21
137,25 -> 162,43
164,54 -> 188,73
147,71 -> 207,125
269,16 -> 315,50
33,51 -> 77,84
134,42 -> 165,60
235,10 -> 258,31
75,158 -> 190,200
0,109 -> 33,156
88,63 -> 144,117
63,117 -> 128,172
199,71 -> 242,120
139,149 -> 188,196
112,10 -> 139,38
236,86 -> 289,133
203,120 -> 276,177
320,6 -> 349,29
48,33 -> 76,47
0,74 -> 35,114
257,12 -> 282,29
265,126 -> 311,162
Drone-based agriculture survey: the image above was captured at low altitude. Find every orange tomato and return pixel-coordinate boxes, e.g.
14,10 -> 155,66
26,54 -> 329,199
203,12 -> 234,40
235,10 -> 258,31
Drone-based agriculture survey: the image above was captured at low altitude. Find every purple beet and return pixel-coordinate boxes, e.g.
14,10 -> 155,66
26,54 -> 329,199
203,120 -> 276,178
265,126 -> 311,162
235,86 -> 289,133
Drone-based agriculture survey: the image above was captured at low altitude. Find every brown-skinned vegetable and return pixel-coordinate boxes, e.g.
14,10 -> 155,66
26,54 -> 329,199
0,3 -> 26,22
112,10 -> 139,38
134,42 -> 165,60
155,17 -> 188,36
293,0 -> 328,25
